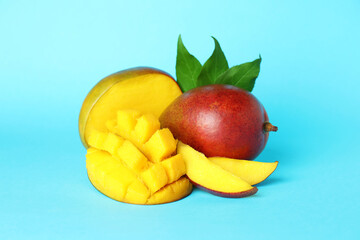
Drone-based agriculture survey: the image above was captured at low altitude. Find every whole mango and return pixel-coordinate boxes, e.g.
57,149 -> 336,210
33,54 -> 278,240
160,85 -> 277,160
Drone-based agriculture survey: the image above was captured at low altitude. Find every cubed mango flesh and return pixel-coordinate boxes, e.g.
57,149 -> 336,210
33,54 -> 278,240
141,164 -> 168,193
124,179 -> 151,204
87,130 -> 108,151
103,172 -> 131,201
85,110 -> 191,205
116,140 -> 147,172
134,114 -> 160,144
103,133 -> 124,155
117,109 -> 141,134
145,129 -> 177,162
161,154 -> 186,184
147,177 -> 192,205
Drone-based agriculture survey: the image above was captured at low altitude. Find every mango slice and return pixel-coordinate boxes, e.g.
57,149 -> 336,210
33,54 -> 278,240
209,157 -> 278,185
177,142 -> 257,198
85,110 -> 192,205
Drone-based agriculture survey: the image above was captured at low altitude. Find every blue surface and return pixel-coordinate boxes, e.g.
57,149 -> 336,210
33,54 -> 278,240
1,0 -> 359,239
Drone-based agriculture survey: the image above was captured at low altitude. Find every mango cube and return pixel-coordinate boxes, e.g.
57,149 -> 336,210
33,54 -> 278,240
125,179 -> 150,204
104,165 -> 137,201
86,147 -> 99,156
103,133 -> 124,155
147,177 -> 192,205
161,154 -> 186,183
86,148 -> 108,174
117,140 -> 147,172
95,157 -> 122,187
105,119 -> 117,133
86,149 -> 106,186
87,129 -> 107,150
134,114 -> 160,144
145,129 -> 177,162
117,110 -> 141,134
141,163 -> 168,193
103,174 -> 128,201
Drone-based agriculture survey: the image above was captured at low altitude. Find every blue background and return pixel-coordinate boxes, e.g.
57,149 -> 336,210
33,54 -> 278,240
1,0 -> 359,239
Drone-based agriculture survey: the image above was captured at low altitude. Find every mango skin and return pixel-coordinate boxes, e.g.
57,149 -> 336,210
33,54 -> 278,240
160,85 -> 270,160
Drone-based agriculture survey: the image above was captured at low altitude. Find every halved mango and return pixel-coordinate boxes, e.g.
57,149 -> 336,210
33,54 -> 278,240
86,111 -> 191,205
79,68 -> 182,148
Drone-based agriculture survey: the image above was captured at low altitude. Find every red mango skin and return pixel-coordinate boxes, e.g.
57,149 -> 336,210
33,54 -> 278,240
160,85 -> 271,160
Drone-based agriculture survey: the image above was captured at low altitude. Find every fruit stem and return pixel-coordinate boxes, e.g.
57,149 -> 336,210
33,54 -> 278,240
263,122 -> 278,132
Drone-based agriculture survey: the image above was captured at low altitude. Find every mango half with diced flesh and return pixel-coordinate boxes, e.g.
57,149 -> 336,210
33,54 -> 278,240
79,67 -> 182,148
86,110 -> 192,204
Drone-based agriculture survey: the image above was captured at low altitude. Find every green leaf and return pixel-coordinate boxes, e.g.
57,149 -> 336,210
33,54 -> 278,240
197,37 -> 229,86
216,56 -> 261,92
176,35 -> 202,92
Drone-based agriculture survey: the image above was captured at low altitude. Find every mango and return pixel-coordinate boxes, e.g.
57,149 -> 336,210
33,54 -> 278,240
78,68 -> 182,148
85,110 -> 192,205
177,141 -> 257,198
160,85 -> 278,160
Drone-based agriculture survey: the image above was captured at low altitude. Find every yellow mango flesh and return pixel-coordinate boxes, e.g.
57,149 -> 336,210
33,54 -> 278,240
124,179 -> 151,204
177,142 -> 255,194
87,149 -> 137,201
117,110 -> 141,134
80,71 -> 182,147
134,114 -> 160,144
147,177 -> 192,204
145,129 -> 177,162
103,133 -> 125,155
209,157 -> 278,185
141,164 -> 168,193
161,154 -> 186,184
108,110 -> 177,163
116,140 -> 148,172
85,110 -> 191,205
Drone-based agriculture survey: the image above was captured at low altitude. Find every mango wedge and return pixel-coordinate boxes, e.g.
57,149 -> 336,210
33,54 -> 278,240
209,157 -> 278,185
177,142 -> 257,198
